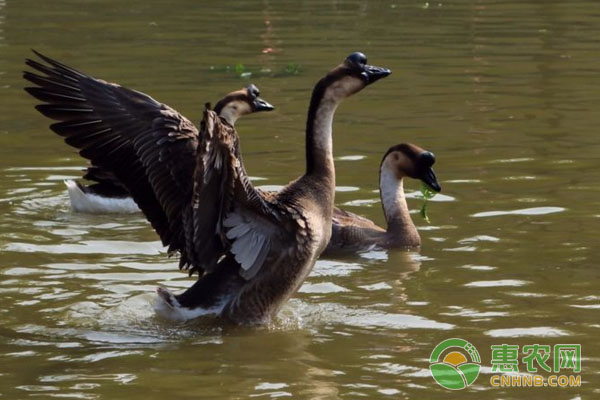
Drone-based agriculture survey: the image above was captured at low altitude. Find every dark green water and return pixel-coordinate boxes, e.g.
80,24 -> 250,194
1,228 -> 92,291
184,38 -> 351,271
1,0 -> 599,398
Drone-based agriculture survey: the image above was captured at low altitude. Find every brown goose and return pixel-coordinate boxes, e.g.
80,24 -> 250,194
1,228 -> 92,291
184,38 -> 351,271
23,50 -> 274,268
24,51 -> 390,324
324,143 -> 441,254
62,85 -> 274,214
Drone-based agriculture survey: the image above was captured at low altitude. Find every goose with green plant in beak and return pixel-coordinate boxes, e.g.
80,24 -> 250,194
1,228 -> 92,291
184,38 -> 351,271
24,50 -> 391,324
324,143 -> 441,254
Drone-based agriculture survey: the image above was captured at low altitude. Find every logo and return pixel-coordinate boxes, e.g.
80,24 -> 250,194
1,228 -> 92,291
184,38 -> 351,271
429,338 -> 481,390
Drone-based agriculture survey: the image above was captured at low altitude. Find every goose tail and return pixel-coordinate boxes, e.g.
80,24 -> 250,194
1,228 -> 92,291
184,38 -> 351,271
64,179 -> 140,214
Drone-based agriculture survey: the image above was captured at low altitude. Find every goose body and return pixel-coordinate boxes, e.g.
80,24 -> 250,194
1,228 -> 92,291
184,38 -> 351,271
24,51 -> 390,324
62,85 -> 273,214
324,143 -> 441,254
159,53 -> 391,324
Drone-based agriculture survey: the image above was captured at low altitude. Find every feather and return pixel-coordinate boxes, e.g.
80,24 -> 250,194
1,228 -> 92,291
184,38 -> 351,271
23,50 -> 199,254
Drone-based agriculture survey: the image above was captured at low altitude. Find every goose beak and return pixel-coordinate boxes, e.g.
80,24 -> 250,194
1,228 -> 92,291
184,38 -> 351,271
361,64 -> 392,85
420,168 -> 441,192
253,97 -> 275,112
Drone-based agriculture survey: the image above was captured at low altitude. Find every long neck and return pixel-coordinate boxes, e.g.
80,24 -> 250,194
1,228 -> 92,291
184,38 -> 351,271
379,168 -> 417,239
305,80 -> 338,180
219,111 -> 238,127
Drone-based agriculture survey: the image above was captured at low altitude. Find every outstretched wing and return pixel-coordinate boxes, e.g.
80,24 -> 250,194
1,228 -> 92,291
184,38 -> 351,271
23,51 -> 198,254
80,165 -> 130,197
184,110 -> 309,279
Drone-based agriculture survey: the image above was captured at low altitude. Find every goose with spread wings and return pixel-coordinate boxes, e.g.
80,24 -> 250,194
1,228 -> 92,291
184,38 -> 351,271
62,85 -> 273,214
24,51 -> 272,262
24,51 -> 391,324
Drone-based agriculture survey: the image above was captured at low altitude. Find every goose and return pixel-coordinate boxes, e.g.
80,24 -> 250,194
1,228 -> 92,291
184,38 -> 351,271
24,51 -> 390,324
62,85 -> 274,214
324,143 -> 441,254
24,50 -> 273,263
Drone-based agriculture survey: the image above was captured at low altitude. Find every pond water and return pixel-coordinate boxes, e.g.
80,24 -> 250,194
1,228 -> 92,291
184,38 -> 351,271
1,0 -> 599,398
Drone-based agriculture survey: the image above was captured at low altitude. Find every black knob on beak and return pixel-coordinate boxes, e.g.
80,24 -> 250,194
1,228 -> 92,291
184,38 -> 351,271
346,52 -> 367,65
420,151 -> 436,167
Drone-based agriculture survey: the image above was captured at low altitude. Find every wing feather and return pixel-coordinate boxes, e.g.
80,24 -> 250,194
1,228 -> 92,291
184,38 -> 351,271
24,51 -> 198,257
25,51 -> 311,284
187,111 -> 308,280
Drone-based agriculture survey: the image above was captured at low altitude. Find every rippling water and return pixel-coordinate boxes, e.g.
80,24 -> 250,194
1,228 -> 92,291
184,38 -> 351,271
1,0 -> 599,398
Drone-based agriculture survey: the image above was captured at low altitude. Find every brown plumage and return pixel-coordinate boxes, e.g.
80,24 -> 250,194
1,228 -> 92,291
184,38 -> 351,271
160,52 -> 390,324
59,90 -> 272,213
24,51 -> 391,325
24,51 -> 198,254
324,143 -> 441,255
24,49 -> 273,217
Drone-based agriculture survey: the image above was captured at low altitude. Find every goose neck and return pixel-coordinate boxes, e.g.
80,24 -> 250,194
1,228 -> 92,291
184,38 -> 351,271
379,168 -> 415,235
305,80 -> 339,178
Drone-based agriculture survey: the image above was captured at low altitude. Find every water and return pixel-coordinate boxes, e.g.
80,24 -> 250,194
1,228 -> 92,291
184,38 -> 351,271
1,0 -> 599,398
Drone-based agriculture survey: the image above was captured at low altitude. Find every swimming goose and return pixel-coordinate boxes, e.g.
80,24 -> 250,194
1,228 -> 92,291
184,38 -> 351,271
324,143 -> 441,254
62,85 -> 274,214
159,52 -> 390,323
24,50 -> 274,263
24,50 -> 390,324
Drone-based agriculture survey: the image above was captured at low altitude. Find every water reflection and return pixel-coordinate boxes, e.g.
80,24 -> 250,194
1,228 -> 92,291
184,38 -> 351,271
301,251 -> 453,331
0,0 -> 4,48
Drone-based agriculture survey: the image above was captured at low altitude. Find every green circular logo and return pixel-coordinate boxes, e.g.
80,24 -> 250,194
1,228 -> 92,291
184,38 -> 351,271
429,338 -> 481,390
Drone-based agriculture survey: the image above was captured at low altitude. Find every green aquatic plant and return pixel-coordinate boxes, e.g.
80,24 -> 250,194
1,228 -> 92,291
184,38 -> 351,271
235,63 -> 245,76
420,182 -> 437,223
284,62 -> 301,75
209,62 -> 302,79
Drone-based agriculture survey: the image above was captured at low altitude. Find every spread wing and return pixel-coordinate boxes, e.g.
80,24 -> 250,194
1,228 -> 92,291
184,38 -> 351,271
184,110 -> 310,279
23,51 -> 198,254
81,166 -> 130,197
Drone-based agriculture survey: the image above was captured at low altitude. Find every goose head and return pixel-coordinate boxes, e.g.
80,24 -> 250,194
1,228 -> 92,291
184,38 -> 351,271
380,143 -> 442,192
318,52 -> 391,101
214,84 -> 274,126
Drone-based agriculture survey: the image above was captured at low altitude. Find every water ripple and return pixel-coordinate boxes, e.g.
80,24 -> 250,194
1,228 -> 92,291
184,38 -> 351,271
485,327 -> 571,338
2,240 -> 163,255
464,279 -> 530,288
472,207 -> 565,217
